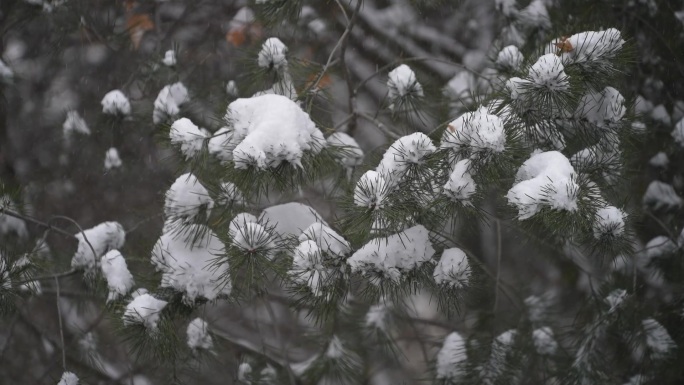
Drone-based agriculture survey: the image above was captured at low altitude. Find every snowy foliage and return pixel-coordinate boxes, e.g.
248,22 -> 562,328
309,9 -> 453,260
387,64 -> 423,110
443,159 -> 477,202
347,225 -> 434,284
436,332 -> 467,381
63,111 -> 90,137
71,222 -> 126,271
123,293 -> 168,331
377,132 -> 436,186
101,90 -> 131,116
170,118 -> 208,160
327,132 -> 364,169
153,82 -> 189,124
163,173 -> 214,225
495,45 -> 524,71
547,29 -> 625,65
643,181 -> 683,211
441,106 -> 506,155
162,50 -> 176,67
532,327 -> 557,355
433,247 -> 470,288
593,206 -> 626,239
354,170 -> 389,209
57,372 -> 79,385
575,87 -> 626,127
100,250 -> 134,302
641,318 -> 675,360
506,151 -> 578,219
257,38 -> 288,70
222,94 -> 325,169
151,225 -> 231,304
528,53 -> 569,92
187,318 -> 213,351
298,223 -> 350,258
104,147 -> 122,170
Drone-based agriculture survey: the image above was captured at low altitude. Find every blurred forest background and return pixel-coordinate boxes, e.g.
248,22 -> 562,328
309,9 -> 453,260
1,0 -> 684,384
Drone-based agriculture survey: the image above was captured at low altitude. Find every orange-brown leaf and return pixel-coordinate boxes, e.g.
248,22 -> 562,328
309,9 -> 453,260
226,27 -> 247,47
554,36 -> 573,55
126,13 -> 154,49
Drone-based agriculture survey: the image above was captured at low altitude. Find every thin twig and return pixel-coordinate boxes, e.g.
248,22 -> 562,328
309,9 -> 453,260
55,276 -> 67,371
0,208 -> 75,239
493,219 -> 502,314
356,111 -> 401,139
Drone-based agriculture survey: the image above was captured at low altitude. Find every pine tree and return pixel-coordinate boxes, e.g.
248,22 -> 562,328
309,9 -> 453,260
2,0 -> 684,384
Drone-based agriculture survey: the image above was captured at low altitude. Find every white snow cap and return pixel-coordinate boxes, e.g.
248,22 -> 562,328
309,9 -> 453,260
169,118 -> 208,159
217,182 -> 245,207
645,236 -> 677,260
101,90 -> 131,116
436,332 -> 467,380
63,111 -> 91,137
208,126 -> 239,164
433,247 -> 470,288
164,173 -> 214,224
228,212 -> 259,239
258,38 -> 288,70
57,371 -> 79,385
671,118 -> 684,147
123,293 -> 168,331
548,28 -> 625,64
104,147 -> 122,170
354,170 -> 389,209
444,159 -> 477,202
529,53 -> 569,91
259,202 -> 327,238
290,240 -> 328,296
347,225 -> 435,284
226,80 -> 239,97
518,0 -> 551,29
0,59 -> 14,80
327,132 -> 364,168
533,327 -> 557,355
238,362 -> 253,383
642,318 -> 675,359
365,302 -> 391,331
441,106 -> 506,154
162,50 -> 176,66
71,222 -> 126,271
593,206 -> 626,239
507,151 -> 578,219
298,222 -> 350,258
100,250 -> 134,302
387,64 -> 423,110
187,318 -> 213,351
496,45 -> 524,71
153,82 -> 189,124
575,87 -> 626,127
643,180 -> 683,210
231,221 -> 276,256
377,133 -> 436,186
152,224 -> 231,304
224,94 -> 325,169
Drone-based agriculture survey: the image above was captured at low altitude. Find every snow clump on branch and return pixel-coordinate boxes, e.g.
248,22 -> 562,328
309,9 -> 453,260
153,82 -> 189,124
436,332 -> 467,381
100,250 -> 134,302
506,151 -> 578,219
219,94 -> 325,169
441,106 -> 506,155
101,90 -> 131,116
123,293 -> 168,331
163,173 -> 214,226
433,247 -> 470,288
170,118 -> 208,159
387,64 -> 423,111
187,318 -> 213,351
347,225 -> 434,284
71,222 -> 125,271
151,224 -> 231,304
